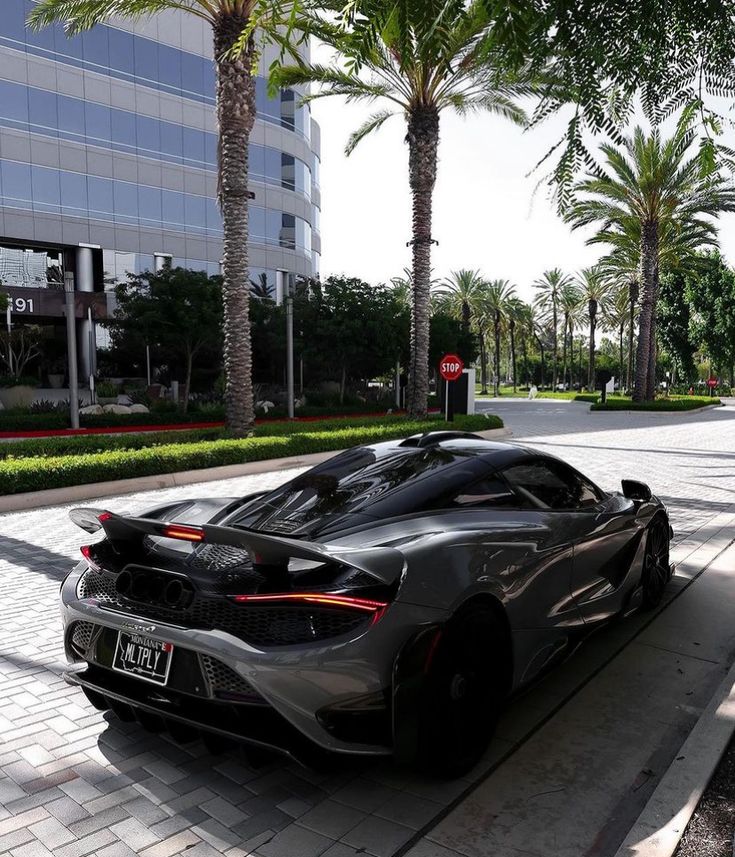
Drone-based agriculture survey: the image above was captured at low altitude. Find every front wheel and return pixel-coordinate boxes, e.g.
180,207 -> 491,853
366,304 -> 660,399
415,604 -> 508,778
641,516 -> 671,609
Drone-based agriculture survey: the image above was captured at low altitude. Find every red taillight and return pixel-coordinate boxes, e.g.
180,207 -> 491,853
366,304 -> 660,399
80,544 -> 101,571
161,524 -> 205,542
232,593 -> 388,614
98,512 -> 113,523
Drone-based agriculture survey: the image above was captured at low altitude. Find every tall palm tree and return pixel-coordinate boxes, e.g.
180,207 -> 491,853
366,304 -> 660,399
274,1 -> 533,417
575,267 -> 610,389
506,297 -> 528,393
29,0 -> 294,436
565,111 -> 735,401
603,283 -> 630,392
481,280 -> 516,397
558,281 -> 582,389
533,269 -> 572,390
436,269 -> 487,391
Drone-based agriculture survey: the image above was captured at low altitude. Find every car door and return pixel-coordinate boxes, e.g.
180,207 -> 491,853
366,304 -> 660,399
504,457 -> 641,623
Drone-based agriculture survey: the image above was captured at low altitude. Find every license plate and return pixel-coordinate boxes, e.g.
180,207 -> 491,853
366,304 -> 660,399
112,632 -> 173,685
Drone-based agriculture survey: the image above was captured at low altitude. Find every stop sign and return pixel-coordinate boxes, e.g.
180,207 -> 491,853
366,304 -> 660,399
708,378 -> 718,388
439,353 -> 464,382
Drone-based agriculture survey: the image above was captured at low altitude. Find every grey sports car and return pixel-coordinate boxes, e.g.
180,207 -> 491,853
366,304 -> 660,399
62,431 -> 672,777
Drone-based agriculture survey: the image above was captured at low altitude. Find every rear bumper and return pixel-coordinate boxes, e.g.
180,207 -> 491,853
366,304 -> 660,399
61,562 -> 445,756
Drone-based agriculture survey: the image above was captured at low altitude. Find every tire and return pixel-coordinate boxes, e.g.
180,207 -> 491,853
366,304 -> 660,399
641,516 -> 671,609
415,604 -> 509,778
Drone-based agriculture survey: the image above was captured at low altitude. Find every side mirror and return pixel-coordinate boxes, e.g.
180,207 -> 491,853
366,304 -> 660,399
621,479 -> 652,502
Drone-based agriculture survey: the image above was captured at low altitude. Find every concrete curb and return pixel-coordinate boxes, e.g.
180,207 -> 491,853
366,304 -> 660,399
0,426 -> 512,514
613,623 -> 735,857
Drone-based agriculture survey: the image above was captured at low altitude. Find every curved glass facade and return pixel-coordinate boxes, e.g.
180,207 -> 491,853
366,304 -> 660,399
0,79 -> 311,197
0,159 -> 312,253
3,0 -> 310,138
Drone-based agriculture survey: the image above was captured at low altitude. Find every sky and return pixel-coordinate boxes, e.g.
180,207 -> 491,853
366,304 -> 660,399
310,97 -> 735,305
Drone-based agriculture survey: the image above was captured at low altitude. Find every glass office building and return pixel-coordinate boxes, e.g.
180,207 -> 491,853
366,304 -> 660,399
0,1 -> 321,380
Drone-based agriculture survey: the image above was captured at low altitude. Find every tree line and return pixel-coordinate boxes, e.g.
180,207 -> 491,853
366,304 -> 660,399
29,0 -> 735,431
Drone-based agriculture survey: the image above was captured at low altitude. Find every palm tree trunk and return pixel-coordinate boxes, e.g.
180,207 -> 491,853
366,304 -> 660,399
588,304 -> 596,389
406,107 -> 439,418
493,311 -> 501,397
214,15 -> 256,436
634,224 -> 657,401
627,278 -> 638,393
561,315 -> 568,389
645,269 -> 660,399
619,321 -> 624,391
510,322 -> 517,393
182,348 -> 193,414
552,305 -> 558,389
521,335 -> 528,387
479,331 -> 488,394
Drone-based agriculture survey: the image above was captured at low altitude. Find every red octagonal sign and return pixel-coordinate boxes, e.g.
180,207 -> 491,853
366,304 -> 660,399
439,353 -> 464,382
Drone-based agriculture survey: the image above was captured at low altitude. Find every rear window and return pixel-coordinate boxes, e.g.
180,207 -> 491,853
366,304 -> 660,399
232,446 -> 468,531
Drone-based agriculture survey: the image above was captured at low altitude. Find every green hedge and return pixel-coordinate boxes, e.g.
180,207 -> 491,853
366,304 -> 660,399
591,396 -> 720,411
0,414 -> 502,495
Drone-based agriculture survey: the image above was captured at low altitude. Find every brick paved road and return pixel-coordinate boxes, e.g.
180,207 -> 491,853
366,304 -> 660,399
1,401 -> 734,857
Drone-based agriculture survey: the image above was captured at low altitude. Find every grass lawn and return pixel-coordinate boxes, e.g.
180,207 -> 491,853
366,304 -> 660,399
0,412 -> 504,495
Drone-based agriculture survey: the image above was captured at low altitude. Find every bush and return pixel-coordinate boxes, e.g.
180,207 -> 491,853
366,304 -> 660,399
0,414 -> 502,495
591,396 -> 719,411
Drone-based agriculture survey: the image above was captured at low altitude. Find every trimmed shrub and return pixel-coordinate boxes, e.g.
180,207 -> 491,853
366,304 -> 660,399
0,413 -> 502,495
591,396 -> 720,412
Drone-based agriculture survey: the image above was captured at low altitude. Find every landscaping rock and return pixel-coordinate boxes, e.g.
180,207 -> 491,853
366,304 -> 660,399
102,404 -> 132,414
129,404 -> 150,414
79,405 -> 104,415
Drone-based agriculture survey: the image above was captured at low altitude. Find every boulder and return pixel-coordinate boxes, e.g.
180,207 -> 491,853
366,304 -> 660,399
79,404 -> 104,415
102,404 -> 132,414
129,404 -> 150,414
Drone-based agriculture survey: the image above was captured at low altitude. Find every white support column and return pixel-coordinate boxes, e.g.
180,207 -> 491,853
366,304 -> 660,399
154,253 -> 172,272
75,246 -> 95,387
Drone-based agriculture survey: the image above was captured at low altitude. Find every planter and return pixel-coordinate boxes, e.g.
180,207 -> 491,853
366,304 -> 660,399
48,374 -> 64,389
0,385 -> 35,409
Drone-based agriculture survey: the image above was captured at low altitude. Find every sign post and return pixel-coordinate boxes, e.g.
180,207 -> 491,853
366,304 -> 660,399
708,377 -> 718,397
596,369 -> 612,405
439,353 -> 464,422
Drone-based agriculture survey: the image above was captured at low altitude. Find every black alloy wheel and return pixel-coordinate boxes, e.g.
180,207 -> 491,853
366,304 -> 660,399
641,517 -> 671,609
416,603 -> 508,778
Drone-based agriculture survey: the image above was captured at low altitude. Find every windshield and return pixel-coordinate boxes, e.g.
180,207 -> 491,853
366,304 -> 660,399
231,445 -> 471,534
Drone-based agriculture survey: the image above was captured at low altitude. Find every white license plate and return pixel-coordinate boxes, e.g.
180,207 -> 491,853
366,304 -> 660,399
112,632 -> 173,686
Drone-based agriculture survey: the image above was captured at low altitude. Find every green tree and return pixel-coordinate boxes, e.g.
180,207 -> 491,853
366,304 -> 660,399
657,270 -> 696,385
565,114 -> 735,400
533,269 -> 571,390
558,281 -> 582,389
29,0 -> 301,436
575,267 -> 610,388
108,268 -> 223,412
480,280 -> 516,397
274,0 -> 532,418
686,253 -> 735,386
435,269 -> 486,391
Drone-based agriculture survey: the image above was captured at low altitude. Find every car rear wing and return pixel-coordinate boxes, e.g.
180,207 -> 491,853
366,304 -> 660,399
70,508 -> 405,586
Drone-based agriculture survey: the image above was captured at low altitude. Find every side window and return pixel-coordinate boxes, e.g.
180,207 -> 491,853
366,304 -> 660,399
447,477 -> 518,509
502,461 -> 601,510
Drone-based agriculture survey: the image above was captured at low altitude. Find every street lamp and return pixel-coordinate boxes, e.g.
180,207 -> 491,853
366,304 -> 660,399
64,271 -> 79,430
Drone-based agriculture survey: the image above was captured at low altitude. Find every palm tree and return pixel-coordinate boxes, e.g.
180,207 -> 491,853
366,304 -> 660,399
533,269 -> 572,390
575,267 -> 610,389
558,281 -> 582,389
28,0 -> 301,437
481,280 -> 516,397
603,284 -> 630,393
506,297 -> 528,393
274,1 -> 532,417
565,112 -> 735,400
436,269 -> 487,391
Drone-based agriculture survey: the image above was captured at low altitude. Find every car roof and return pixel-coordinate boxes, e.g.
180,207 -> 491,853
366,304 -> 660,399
369,433 -> 534,469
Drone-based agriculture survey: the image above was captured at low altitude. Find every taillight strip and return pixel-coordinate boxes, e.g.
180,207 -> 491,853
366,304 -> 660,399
80,544 -> 101,571
232,593 -> 388,613
161,524 -> 205,542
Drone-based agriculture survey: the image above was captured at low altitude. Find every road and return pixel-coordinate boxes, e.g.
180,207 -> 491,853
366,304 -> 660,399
1,400 -> 734,857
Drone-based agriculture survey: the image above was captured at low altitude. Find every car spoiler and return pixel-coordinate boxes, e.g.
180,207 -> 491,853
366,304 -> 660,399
70,508 -> 405,586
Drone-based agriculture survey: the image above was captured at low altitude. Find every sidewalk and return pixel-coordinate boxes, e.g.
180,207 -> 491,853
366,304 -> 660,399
402,515 -> 735,857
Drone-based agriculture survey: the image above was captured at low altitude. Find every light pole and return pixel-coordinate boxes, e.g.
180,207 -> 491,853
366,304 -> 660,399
64,271 -> 79,429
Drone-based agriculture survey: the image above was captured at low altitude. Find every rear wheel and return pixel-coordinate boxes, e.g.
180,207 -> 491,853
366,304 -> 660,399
416,604 -> 508,778
641,516 -> 671,609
